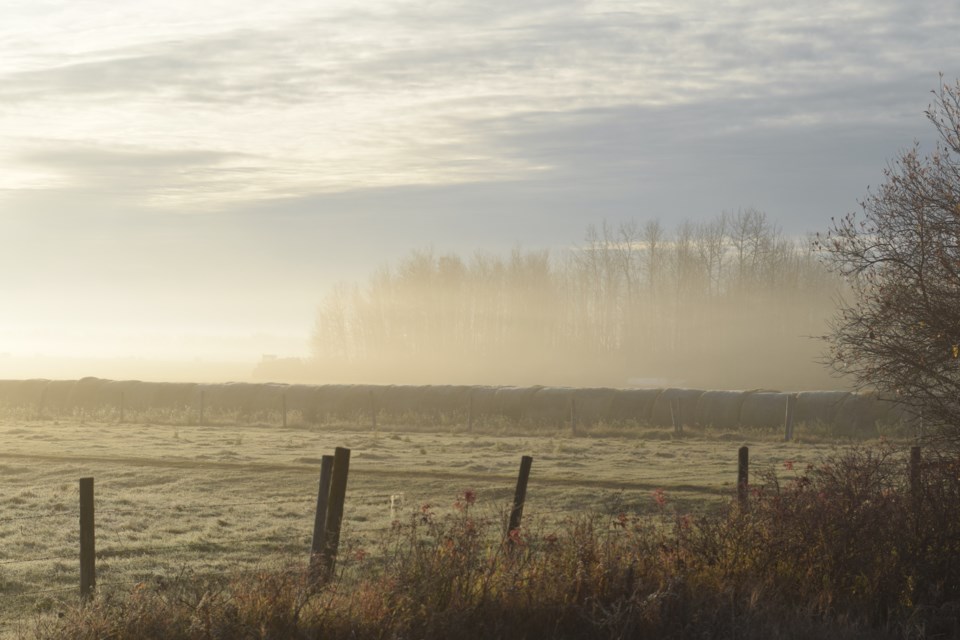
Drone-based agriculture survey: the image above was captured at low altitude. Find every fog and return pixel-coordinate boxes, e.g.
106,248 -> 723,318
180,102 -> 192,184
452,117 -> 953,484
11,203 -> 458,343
0,322 -> 307,383
296,211 -> 846,391
0,354 -> 254,384
1,211 -> 845,391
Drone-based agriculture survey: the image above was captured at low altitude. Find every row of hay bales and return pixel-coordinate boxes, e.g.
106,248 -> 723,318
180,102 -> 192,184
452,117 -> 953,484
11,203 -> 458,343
0,378 -> 908,435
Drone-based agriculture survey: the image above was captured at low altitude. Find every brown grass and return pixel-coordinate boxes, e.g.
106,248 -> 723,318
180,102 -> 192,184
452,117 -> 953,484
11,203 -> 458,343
18,445 -> 960,639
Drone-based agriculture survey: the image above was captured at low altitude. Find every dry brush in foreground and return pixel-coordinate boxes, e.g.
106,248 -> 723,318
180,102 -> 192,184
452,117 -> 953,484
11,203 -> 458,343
24,446 -> 960,640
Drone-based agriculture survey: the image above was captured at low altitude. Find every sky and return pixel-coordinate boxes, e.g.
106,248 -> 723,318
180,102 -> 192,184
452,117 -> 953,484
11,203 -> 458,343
1,0 -> 958,374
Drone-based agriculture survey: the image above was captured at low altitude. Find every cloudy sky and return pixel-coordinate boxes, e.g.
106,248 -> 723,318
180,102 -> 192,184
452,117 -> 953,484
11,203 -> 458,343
1,0 -> 958,369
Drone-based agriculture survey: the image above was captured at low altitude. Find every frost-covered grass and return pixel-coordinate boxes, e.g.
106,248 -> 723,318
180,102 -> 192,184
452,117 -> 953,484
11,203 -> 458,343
18,444 -> 960,639
0,416 -> 856,637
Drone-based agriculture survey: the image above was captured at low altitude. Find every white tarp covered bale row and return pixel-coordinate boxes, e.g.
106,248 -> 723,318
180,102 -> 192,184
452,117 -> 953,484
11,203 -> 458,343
158,383 -> 200,410
100,380 -> 132,408
198,382 -> 250,412
79,378 -> 190,411
492,386 -> 540,420
314,385 -> 375,418
282,384 -> 324,420
834,392 -> 914,437
524,387 -> 571,424
0,378 -> 911,433
200,381 -> 284,414
112,380 -> 164,410
8,379 -> 49,407
375,385 -> 425,416
795,391 -> 851,426
695,391 -> 748,429
607,388 -> 663,424
373,385 -> 470,417
43,379 -> 76,411
69,377 -> 111,409
470,386 -> 622,425
466,386 -> 500,418
379,385 -> 473,419
430,385 -> 474,414
650,389 -> 706,427
0,380 -> 22,406
206,384 -> 241,412
570,388 -> 619,424
739,392 -> 791,429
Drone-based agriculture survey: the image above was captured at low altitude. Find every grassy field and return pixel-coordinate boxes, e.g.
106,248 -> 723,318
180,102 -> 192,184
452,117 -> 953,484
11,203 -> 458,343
0,415 -> 848,637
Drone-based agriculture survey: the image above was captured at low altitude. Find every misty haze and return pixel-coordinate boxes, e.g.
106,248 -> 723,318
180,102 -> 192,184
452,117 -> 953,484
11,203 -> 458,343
3,1 -> 959,638
303,210 -> 839,390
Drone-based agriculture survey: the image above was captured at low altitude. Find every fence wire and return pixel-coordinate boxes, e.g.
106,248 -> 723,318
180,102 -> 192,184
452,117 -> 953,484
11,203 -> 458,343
0,511 -> 78,524
8,585 -> 76,600
0,447 -> 626,626
95,496 -> 312,517
97,532 -> 308,556
0,554 -> 75,567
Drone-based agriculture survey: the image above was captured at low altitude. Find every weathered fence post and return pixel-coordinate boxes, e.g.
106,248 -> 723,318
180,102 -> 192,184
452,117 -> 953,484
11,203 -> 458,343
784,394 -> 796,442
79,477 -> 95,601
507,455 -> 533,538
309,455 -> 335,582
282,394 -> 287,428
199,390 -> 205,426
737,446 -> 749,510
467,391 -> 474,433
319,447 -> 351,577
369,390 -> 377,430
119,391 -> 125,424
671,397 -> 683,435
570,398 -> 577,436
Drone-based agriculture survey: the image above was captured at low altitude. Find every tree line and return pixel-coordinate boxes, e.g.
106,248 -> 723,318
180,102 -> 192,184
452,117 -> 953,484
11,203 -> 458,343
310,209 -> 841,390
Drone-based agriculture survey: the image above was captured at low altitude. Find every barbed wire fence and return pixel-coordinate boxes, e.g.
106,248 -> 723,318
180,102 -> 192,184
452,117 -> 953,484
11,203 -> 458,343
0,448 -> 554,619
1,442 -> 843,632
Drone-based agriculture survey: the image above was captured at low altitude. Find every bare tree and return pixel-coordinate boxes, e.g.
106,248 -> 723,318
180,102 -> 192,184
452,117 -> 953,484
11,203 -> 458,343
728,207 -> 774,292
642,219 -> 665,294
695,213 -> 727,297
818,77 -> 960,439
310,210 -> 839,388
312,282 -> 358,362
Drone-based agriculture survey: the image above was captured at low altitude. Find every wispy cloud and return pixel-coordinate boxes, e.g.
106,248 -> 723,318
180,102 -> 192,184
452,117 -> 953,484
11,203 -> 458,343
5,142 -> 267,212
1,0 -> 958,361
2,0 -> 956,209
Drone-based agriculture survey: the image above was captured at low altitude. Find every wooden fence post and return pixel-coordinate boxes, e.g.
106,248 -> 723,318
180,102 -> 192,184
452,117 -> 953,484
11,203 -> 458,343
320,447 -> 351,577
79,477 -> 95,601
784,394 -> 796,442
282,394 -> 287,428
369,390 -> 377,430
467,391 -> 474,433
507,455 -> 533,537
671,397 -> 683,435
737,446 -> 749,510
119,391 -> 125,424
310,455 -> 335,581
570,398 -> 577,436
199,390 -> 205,426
